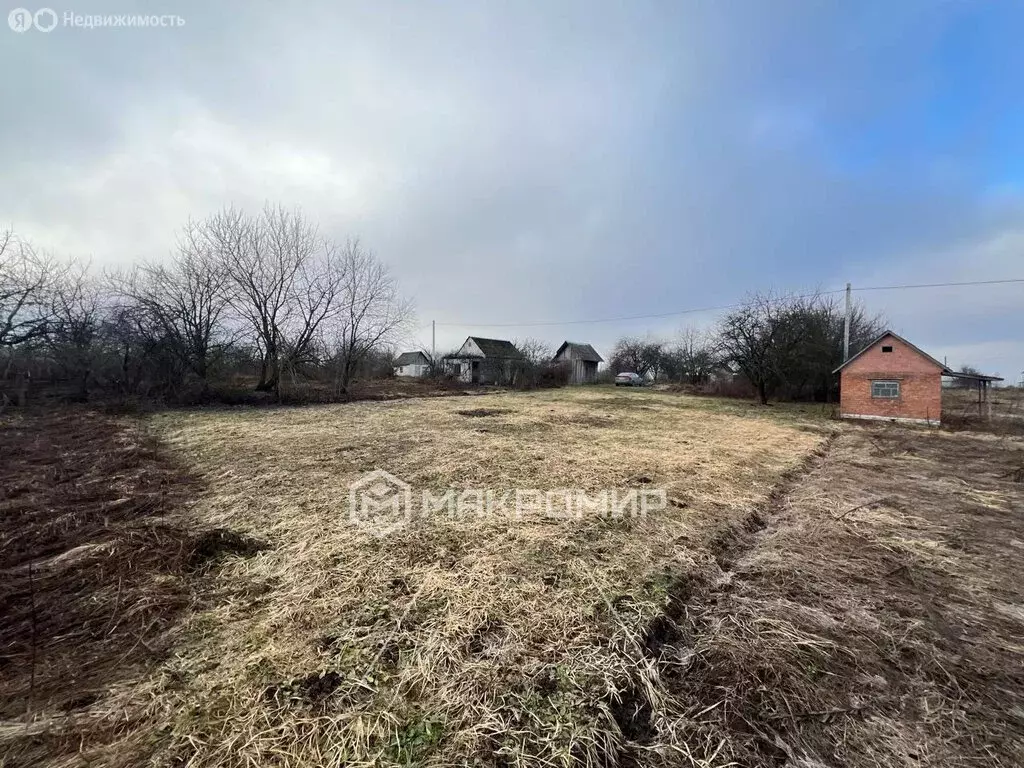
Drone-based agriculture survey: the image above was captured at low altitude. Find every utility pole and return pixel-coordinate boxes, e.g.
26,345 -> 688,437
431,320 -> 436,363
843,282 -> 851,362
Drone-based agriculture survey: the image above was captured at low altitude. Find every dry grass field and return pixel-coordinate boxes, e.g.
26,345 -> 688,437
2,387 -> 1023,768
943,386 -> 1024,433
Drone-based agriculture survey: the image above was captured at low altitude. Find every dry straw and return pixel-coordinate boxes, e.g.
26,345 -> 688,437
4,388 -> 1021,766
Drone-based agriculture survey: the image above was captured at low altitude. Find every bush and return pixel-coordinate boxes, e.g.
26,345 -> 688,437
694,377 -> 757,399
509,360 -> 569,390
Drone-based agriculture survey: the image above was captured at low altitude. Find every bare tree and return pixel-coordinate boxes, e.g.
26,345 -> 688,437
718,292 -> 808,405
610,337 -> 664,380
204,205 -> 343,394
110,221 -> 233,389
718,291 -> 884,404
508,337 -> 555,388
413,346 -> 462,380
280,239 -> 345,377
326,241 -> 413,394
0,230 -> 59,348
45,260 -> 106,400
0,214 -> 412,406
513,337 -> 553,366
782,294 -> 884,401
664,327 -> 720,384
951,364 -> 982,389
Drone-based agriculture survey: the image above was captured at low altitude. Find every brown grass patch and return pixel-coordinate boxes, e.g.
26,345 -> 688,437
454,407 -> 512,417
122,389 -> 825,767
943,386 -> 1024,435
13,388 -> 1019,767
0,410 -> 202,766
675,424 -> 1024,766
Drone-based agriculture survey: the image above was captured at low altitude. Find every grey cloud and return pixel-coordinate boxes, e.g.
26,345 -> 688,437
0,1 -> 1020,375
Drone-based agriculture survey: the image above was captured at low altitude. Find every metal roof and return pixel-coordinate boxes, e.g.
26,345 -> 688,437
942,371 -> 1004,382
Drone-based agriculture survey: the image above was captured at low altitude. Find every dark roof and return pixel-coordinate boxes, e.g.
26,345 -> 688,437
553,341 -> 603,363
465,337 -> 524,359
832,330 -> 1003,381
395,351 -> 429,366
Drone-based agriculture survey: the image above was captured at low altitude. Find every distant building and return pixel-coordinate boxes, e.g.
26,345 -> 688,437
552,341 -> 603,384
444,337 -> 524,384
708,360 -> 742,384
833,330 -> 1001,426
394,351 -> 430,378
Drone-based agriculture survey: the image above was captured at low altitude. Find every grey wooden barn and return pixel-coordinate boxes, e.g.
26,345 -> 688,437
552,341 -> 603,384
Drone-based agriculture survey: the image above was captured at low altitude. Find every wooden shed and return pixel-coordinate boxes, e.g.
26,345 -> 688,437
833,330 -> 1001,426
444,337 -> 524,384
552,341 -> 603,384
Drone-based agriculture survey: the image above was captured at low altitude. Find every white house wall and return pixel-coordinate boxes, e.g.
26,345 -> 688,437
456,338 -> 484,357
396,364 -> 428,377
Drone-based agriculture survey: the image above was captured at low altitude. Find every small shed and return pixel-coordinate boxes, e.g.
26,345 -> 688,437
552,341 -> 603,384
444,337 -> 524,384
833,330 -> 1002,426
394,351 -> 430,378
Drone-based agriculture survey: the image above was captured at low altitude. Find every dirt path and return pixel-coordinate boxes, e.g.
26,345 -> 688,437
675,425 -> 1024,767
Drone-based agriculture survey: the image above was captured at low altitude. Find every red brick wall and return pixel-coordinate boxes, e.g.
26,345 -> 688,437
839,335 -> 943,423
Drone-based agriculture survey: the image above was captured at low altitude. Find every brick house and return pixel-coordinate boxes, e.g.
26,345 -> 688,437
833,331 -> 955,426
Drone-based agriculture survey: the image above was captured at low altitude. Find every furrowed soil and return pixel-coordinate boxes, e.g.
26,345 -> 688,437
673,424 -> 1024,767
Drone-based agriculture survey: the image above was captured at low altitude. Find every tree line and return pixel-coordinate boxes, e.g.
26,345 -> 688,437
0,205 -> 412,405
609,292 -> 887,403
6,216 -> 971,408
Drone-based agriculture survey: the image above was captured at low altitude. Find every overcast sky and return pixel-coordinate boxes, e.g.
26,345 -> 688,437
3,1 -> 1022,379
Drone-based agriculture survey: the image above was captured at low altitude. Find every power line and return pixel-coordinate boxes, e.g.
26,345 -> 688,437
436,300 -> 752,328
435,290 -> 844,328
851,278 -> 1024,292
431,277 -> 1024,329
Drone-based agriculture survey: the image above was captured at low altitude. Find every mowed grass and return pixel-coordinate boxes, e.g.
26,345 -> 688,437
131,388 -> 827,767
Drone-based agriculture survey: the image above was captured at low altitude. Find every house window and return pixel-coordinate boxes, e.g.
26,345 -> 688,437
871,380 -> 900,399
881,345 -> 893,353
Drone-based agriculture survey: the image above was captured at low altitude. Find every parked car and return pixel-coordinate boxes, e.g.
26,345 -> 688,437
614,372 -> 644,387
